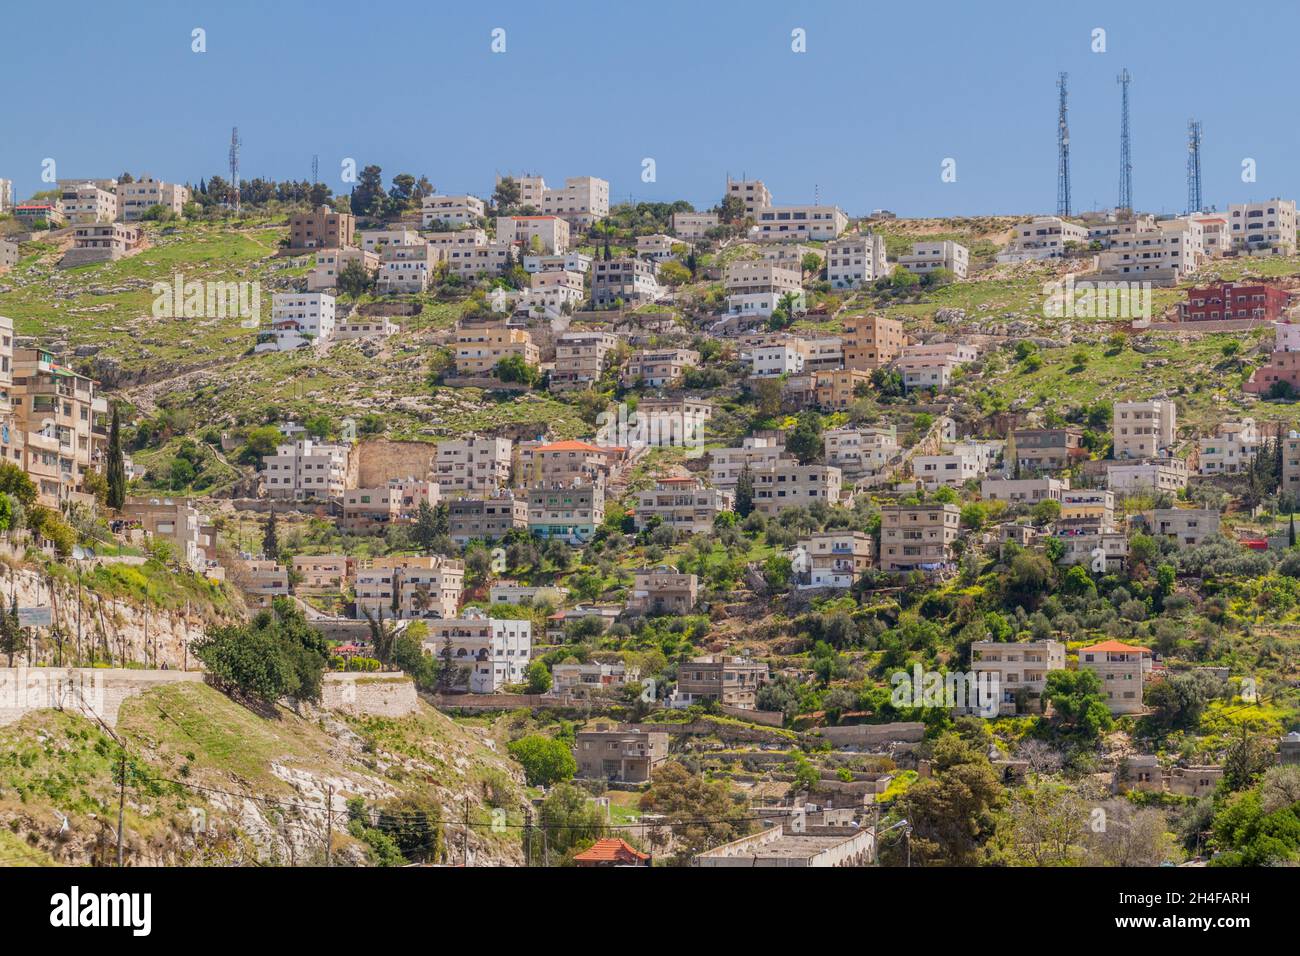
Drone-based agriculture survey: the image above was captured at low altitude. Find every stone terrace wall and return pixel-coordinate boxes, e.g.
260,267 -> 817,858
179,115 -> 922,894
0,667 -> 203,728
320,672 -> 417,718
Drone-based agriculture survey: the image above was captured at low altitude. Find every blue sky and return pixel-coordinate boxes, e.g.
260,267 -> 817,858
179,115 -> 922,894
5,0 -> 1297,218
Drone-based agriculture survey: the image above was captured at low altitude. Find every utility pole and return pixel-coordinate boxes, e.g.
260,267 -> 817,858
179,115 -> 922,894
523,808 -> 533,866
325,785 -> 333,867
462,796 -> 469,867
116,750 -> 127,866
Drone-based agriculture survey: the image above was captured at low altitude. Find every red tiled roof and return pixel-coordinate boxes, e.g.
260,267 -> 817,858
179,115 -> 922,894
536,440 -> 606,453
1079,640 -> 1150,654
573,838 -> 649,864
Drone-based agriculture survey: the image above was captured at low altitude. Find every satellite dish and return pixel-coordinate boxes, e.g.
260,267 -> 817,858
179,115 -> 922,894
72,546 -> 86,561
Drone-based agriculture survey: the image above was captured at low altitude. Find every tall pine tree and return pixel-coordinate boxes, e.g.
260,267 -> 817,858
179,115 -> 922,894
106,404 -> 126,511
263,509 -> 278,560
735,464 -> 755,518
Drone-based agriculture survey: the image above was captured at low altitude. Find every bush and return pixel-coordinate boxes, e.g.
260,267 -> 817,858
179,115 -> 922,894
507,734 -> 577,787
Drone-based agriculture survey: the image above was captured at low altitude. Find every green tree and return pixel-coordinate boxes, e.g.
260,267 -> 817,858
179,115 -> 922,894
1042,669 -> 1113,741
735,464 -> 755,518
785,411 -> 823,464
523,660 -> 552,694
106,404 -> 127,510
0,461 -> 37,510
507,734 -> 577,787
263,509 -> 278,560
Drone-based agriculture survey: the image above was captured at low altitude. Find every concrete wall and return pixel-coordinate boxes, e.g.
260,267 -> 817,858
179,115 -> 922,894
320,672 -> 417,717
0,667 -> 203,728
815,721 -> 926,749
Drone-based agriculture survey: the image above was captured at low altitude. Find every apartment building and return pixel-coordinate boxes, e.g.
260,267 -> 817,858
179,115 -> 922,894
623,347 -> 699,388
1244,320 -> 1300,395
630,397 -> 712,450
1182,281 -> 1290,322
1059,488 -> 1115,529
897,240 -> 969,280
813,369 -> 872,410
1227,199 -> 1297,255
1095,218 -> 1205,284
1198,419 -> 1258,475
357,555 -> 465,621
1150,507 -> 1220,547
519,439 -> 622,489
358,227 -> 423,253
434,435 -> 512,495
244,560 -> 289,608
629,567 -> 699,614
115,176 -> 188,221
751,342 -> 804,377
751,461 -> 842,515
591,257 -> 661,308
673,655 -> 769,710
261,438 -> 352,500
842,315 -> 906,370
497,215 -> 570,253
795,530 -> 873,589
551,662 -> 627,698
306,246 -> 378,292
878,503 -> 961,572
453,323 -> 538,376
823,426 -> 897,479
376,243 -> 438,293
422,607 -> 530,693
521,269 -> 584,317
709,437 -> 787,486
291,554 -> 353,592
897,341 -> 978,391
61,222 -> 144,266
574,725 -> 668,783
286,204 -> 355,250
59,181 -> 117,224
446,239 -> 515,279
671,211 -> 719,239
997,216 -> 1089,262
1195,216 -> 1231,256
1011,427 -> 1087,473
13,202 -> 64,228
258,292 -> 336,352
755,204 -> 848,242
1107,458 -> 1189,495
522,251 -> 592,274
980,476 -> 1066,505
342,478 -> 439,533
912,443 -> 989,489
120,495 -> 216,573
823,233 -> 889,289
726,178 -> 772,218
421,193 -> 485,228
527,481 -> 605,543
635,234 -> 683,261
633,476 -> 733,535
970,640 -> 1066,715
448,492 -> 529,544
1077,640 -> 1152,714
1113,399 -> 1177,459
10,347 -> 108,505
536,175 -> 609,226
551,331 -> 618,390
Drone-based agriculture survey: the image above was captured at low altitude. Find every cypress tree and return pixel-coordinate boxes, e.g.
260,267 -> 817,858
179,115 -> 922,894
106,404 -> 126,511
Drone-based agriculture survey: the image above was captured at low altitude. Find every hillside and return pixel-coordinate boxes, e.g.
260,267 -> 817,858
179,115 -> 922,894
0,681 -> 527,866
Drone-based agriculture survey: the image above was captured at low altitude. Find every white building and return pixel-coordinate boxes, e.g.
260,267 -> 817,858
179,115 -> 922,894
1107,458 -> 1189,495
422,194 -> 485,228
1227,199 -> 1297,255
1113,399 -> 1177,459
997,217 -> 1088,262
754,205 -> 848,242
522,251 -> 591,274
897,240 -> 968,280
671,211 -> 719,239
751,342 -> 805,377
497,215 -> 570,254
423,608 -> 532,693
1198,419 -> 1258,476
259,292 -> 336,352
261,439 -> 351,500
825,234 -> 890,289
823,426 -> 898,479
435,436 -> 513,494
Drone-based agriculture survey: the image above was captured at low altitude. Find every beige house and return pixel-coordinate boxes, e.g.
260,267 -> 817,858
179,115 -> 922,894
59,182 -> 117,224
795,530 -> 873,589
623,347 -> 699,388
634,476 -> 733,535
726,178 -> 772,218
843,315 -> 906,370
751,461 -> 842,515
1077,640 -> 1152,714
671,211 -> 719,239
629,567 -> 699,614
826,234 -> 889,289
287,205 -> 355,249
115,176 -> 188,221
1113,399 -> 1177,459
342,478 -> 439,533
574,724 -> 668,783
673,655 -> 769,710
755,204 -> 847,242
356,555 -> 465,621
497,214 -> 570,253
421,194 -> 485,228
897,240 -> 968,279
453,323 -> 538,376
61,222 -> 144,266
814,368 -> 873,410
551,330 -> 618,390
448,492 -> 528,544
261,438 -> 353,501
306,246 -> 378,292
823,426 -> 897,480
879,503 -> 961,572
377,243 -> 437,293
291,555 -> 353,592
1150,507 -> 1219,547
970,640 -> 1066,715
1227,199 -> 1297,255
434,435 -> 512,494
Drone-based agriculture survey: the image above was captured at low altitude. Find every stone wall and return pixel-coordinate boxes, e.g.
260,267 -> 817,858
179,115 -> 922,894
355,438 -> 435,486
319,672 -> 417,717
0,667 -> 203,728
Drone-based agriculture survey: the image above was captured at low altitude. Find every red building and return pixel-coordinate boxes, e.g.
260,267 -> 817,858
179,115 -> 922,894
1182,281 -> 1290,322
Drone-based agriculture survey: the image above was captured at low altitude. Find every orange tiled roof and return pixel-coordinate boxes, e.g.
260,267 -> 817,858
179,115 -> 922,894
573,838 -> 649,864
536,440 -> 607,453
1079,640 -> 1150,654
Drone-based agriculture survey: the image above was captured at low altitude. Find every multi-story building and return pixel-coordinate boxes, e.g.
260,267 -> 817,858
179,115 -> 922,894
629,567 -> 699,614
1244,320 -> 1300,395
1107,458 -> 1189,495
342,478 -> 439,533
497,215 -> 570,253
527,481 -> 605,543
813,369 -> 873,411
13,202 -> 64,228
725,178 -> 772,218
536,175 -> 610,226
628,397 -> 712,451
896,341 -> 978,391
897,240 -> 969,280
574,724 -> 668,783
633,476 -> 733,535
1077,640 -> 1152,714
444,239 -> 515,279
825,233 -> 889,289
261,438 -> 352,500
634,234 -> 682,261
120,495 -> 215,573
1095,218 -> 1206,284
623,347 -> 699,388
1150,507 -> 1220,547
970,640 -> 1066,715
551,662 -> 627,698
517,439 -> 621,488
258,292 -> 336,352
1059,488 -> 1115,530
244,560 -> 289,608
996,216 -> 1089,262
10,347 -> 108,505
671,211 -> 719,239
1056,528 -> 1128,569
288,204 -> 354,250
115,176 -> 188,221
755,204 -> 847,242
1227,199 -> 1297,255
1198,419 -> 1258,475
448,492 -> 529,545
422,607 -> 530,692
751,342 -> 805,377
551,331 -> 618,390
291,555 -> 354,592
421,194 -> 485,228
673,655 -> 769,710
590,257 -> 660,308
795,530 -> 873,589
709,437 -> 787,486
60,222 -> 144,266
521,251 -> 592,274
0,240 -> 18,274
1182,281 -> 1290,322
980,476 -> 1066,506
823,426 -> 897,480
305,246 -> 378,292
358,227 -> 423,253
357,555 -> 464,621
520,269 -> 584,317
434,435 -> 512,494
376,242 -> 438,293
912,442 -> 990,490
453,323 -> 538,376
1113,399 -> 1177,459
59,181 -> 117,224
488,582 -> 569,607
842,315 -> 905,370
751,461 -> 842,515
878,503 -> 961,572
1011,427 -> 1087,473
